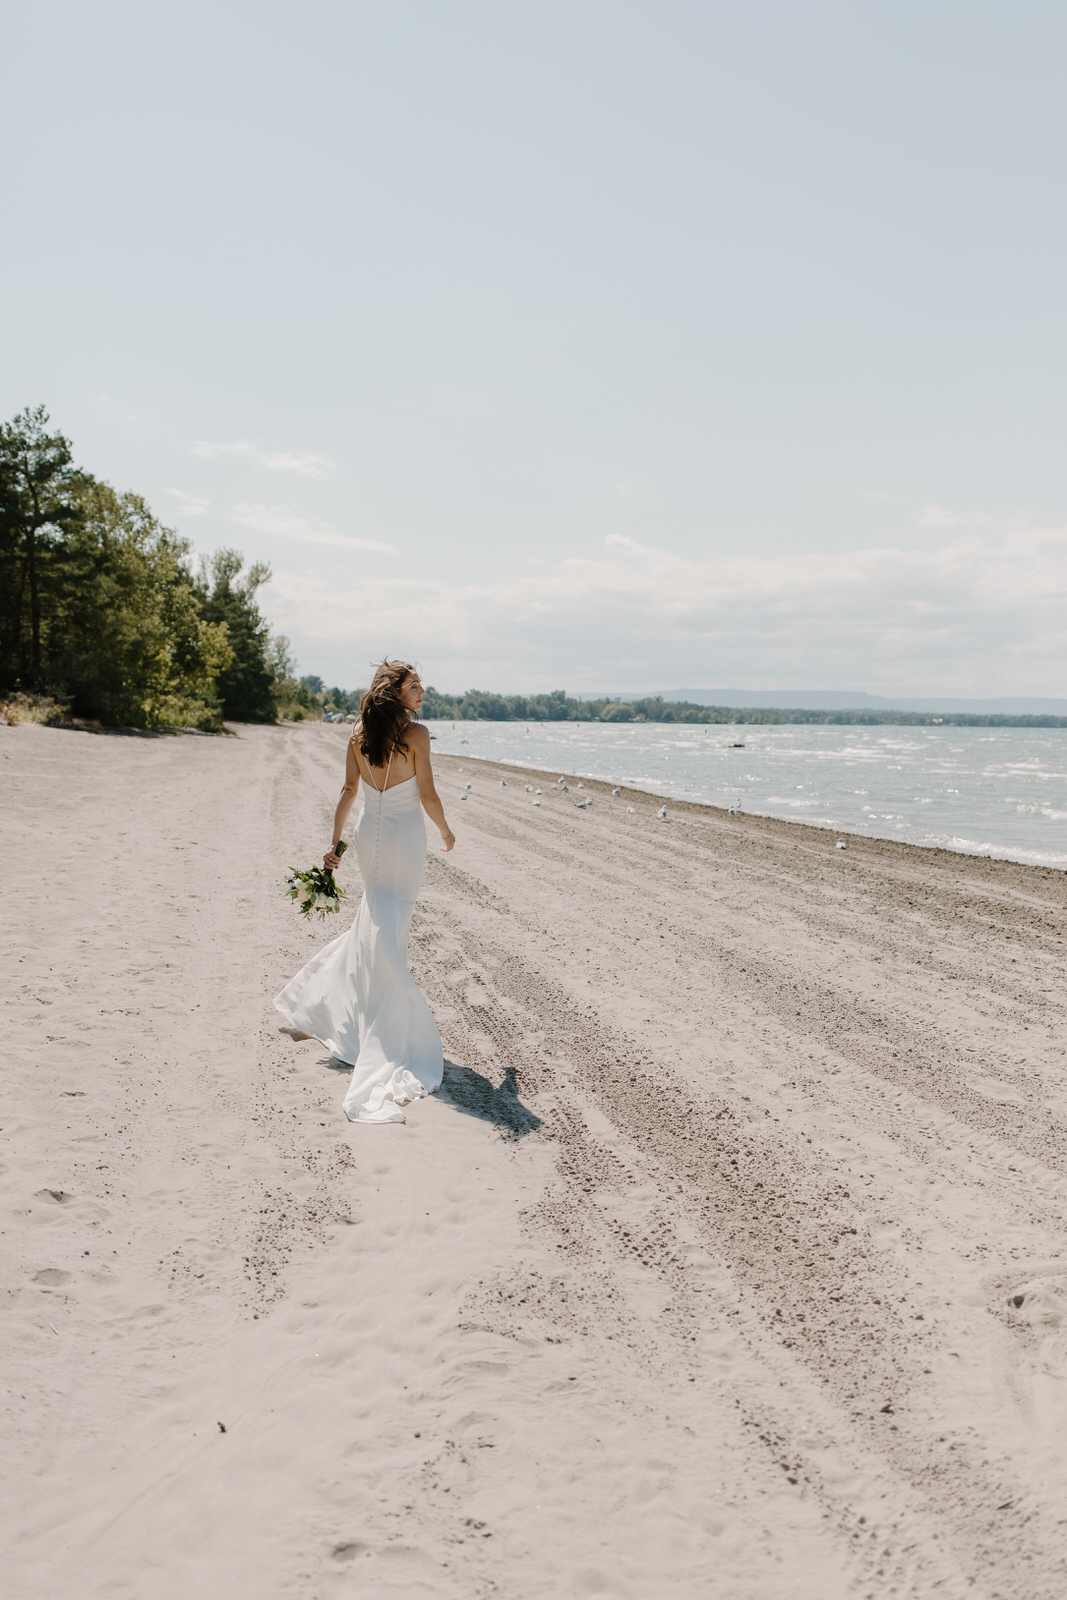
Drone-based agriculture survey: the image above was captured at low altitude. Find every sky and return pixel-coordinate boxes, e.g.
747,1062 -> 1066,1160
3,0 -> 1065,696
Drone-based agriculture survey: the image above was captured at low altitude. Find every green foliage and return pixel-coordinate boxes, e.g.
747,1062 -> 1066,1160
0,406 -> 83,687
420,686 -> 574,721
194,549 -> 278,723
0,404 -> 296,731
268,635 -> 307,721
52,480 -> 232,728
277,675 -> 364,722
329,684 -> 363,714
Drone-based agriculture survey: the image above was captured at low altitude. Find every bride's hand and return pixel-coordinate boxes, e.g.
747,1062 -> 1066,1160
439,828 -> 455,853
323,849 -> 341,870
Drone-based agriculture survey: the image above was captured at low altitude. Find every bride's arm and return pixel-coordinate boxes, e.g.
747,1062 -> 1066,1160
410,725 -> 455,852
324,740 -> 361,867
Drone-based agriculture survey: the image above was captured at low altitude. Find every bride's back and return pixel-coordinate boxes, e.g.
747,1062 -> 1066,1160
351,721 -> 417,791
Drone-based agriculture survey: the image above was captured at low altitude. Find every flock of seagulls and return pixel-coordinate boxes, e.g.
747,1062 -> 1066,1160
459,768 -> 670,821
466,768 -> 845,854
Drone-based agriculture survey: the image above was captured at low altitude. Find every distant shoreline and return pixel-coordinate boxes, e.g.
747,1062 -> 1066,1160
421,706 -> 1067,729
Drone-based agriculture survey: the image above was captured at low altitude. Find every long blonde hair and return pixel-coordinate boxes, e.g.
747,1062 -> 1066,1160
355,659 -> 416,769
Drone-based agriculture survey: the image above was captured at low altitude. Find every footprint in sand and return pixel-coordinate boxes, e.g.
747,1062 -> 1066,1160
35,1188 -> 74,1204
33,1268 -> 71,1286
331,1542 -> 366,1562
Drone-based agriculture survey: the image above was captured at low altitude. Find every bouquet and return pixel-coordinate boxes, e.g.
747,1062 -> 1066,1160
285,840 -> 348,920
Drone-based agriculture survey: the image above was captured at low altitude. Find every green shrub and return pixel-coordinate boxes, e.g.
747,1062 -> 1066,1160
0,691 -> 68,726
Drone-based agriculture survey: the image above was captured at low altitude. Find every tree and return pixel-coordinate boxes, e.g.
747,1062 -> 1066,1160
0,406 -> 82,686
195,549 -> 278,722
267,634 -> 299,700
53,480 -> 232,727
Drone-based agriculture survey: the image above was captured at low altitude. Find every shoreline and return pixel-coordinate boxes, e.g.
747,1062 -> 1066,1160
424,722 -> 1067,872
432,743 -> 1066,889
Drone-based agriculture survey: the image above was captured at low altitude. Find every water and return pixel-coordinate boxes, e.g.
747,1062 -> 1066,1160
426,720 -> 1067,869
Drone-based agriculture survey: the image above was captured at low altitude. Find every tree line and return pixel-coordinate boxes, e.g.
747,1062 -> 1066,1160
416,688 -> 1067,728
291,683 -> 1067,731
0,406 -> 296,729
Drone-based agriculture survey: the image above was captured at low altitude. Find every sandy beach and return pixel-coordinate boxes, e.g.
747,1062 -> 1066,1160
4,718 -> 1067,1599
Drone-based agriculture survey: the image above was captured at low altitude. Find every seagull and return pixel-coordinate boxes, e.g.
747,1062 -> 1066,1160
626,805 -> 636,814
465,782 -> 472,790
611,787 -> 621,796
577,797 -> 592,809
500,779 -> 507,787
525,784 -> 534,792
532,798 -> 542,807
836,839 -> 847,849
577,782 -> 584,789
657,805 -> 667,820
535,788 -> 542,795
559,783 -> 570,794
460,793 -> 467,801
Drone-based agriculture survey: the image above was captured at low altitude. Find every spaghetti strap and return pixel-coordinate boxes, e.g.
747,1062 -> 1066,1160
366,752 -> 393,794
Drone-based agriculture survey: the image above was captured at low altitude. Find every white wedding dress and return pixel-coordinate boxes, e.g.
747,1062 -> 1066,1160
274,757 -> 444,1123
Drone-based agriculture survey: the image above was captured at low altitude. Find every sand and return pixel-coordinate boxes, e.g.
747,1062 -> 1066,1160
3,718 -> 1067,1599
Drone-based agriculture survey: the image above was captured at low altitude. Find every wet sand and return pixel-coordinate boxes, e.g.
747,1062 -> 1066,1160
3,719 -> 1067,1598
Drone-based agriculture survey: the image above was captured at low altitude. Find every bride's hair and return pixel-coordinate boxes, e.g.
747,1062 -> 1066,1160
356,658 -> 417,770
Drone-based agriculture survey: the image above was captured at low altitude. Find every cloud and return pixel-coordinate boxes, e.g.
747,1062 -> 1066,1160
260,516 -> 1067,695
916,503 -> 967,530
191,441 -> 335,478
165,487 -> 210,516
228,503 -> 393,552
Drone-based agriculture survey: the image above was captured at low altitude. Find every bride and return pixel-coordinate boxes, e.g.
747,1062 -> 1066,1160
274,660 -> 455,1123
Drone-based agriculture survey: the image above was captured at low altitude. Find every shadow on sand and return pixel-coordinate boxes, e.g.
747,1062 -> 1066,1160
313,1047 -> 541,1138
437,1060 -> 542,1139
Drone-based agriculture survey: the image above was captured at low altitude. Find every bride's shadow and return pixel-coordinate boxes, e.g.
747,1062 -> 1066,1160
316,1053 -> 541,1139
437,1061 -> 542,1139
